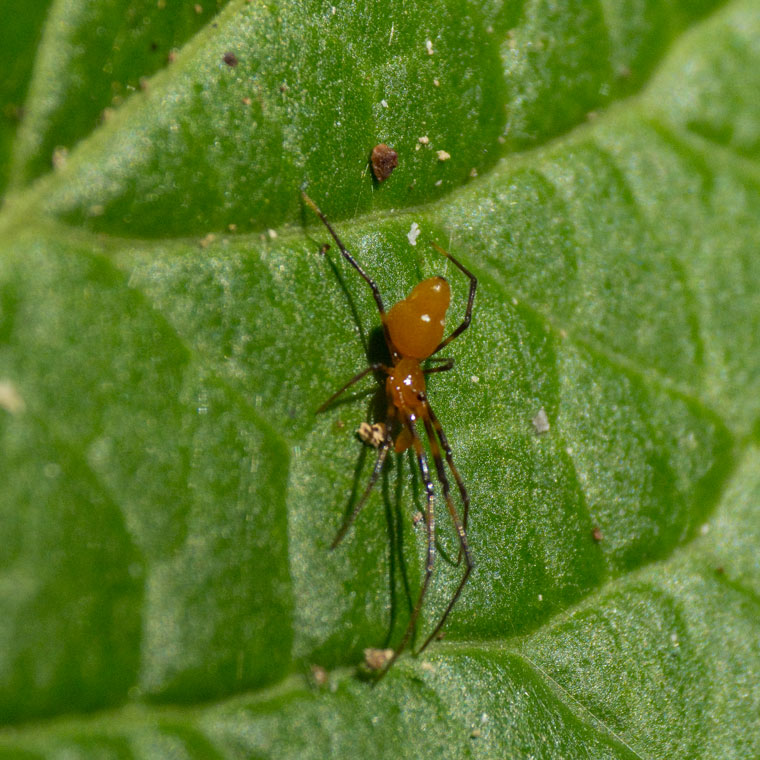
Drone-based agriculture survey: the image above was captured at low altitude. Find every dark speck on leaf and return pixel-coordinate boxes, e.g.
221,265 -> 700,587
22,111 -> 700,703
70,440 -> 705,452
223,52 -> 239,67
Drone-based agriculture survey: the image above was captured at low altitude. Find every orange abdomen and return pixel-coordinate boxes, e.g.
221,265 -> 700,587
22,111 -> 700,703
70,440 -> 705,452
386,277 -> 450,359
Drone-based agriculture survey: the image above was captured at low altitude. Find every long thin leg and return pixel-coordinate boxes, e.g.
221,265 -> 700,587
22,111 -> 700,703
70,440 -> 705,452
417,408 -> 473,654
316,363 -> 387,413
331,428 -> 392,549
423,357 -> 454,375
302,193 -> 386,313
382,415 -> 436,673
429,242 -> 477,355
426,403 -> 471,548
302,193 -> 399,358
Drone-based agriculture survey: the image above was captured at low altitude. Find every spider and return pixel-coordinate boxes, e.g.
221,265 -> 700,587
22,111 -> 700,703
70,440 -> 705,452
302,192 -> 477,672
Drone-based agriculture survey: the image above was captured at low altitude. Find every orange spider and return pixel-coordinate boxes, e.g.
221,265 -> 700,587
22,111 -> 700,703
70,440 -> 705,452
303,192 -> 477,672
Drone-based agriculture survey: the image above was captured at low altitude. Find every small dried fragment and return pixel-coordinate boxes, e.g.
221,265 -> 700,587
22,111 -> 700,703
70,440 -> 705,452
199,233 -> 216,248
357,422 -> 387,448
418,135 -> 429,145
436,149 -> 451,162
223,51 -> 238,67
52,146 -> 68,170
310,664 -> 328,687
532,407 -> 550,435
370,143 -> 398,182
364,648 -> 394,671
407,222 -> 421,246
0,381 -> 25,415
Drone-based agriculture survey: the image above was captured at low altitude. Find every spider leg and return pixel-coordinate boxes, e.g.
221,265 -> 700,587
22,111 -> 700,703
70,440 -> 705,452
423,357 -> 454,375
426,403 -> 471,559
302,192 -> 398,359
417,406 -> 473,654
429,242 -> 477,355
330,425 -> 393,549
382,413 -> 436,673
316,363 -> 388,413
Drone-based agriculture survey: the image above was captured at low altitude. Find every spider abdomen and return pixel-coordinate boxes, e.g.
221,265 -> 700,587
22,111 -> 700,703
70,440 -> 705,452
386,277 -> 450,359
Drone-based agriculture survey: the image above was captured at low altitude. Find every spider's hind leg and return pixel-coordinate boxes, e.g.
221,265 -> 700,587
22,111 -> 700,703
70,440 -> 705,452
416,407 -> 473,654
381,415 -> 437,673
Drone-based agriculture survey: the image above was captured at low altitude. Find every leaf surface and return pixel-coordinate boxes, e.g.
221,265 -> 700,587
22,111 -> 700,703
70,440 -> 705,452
1,0 -> 759,757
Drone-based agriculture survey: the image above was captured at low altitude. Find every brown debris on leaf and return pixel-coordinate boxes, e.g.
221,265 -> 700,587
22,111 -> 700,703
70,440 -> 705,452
371,143 -> 398,182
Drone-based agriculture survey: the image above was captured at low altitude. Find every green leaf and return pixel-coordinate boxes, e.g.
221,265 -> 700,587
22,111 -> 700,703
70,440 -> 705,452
1,0 -> 759,757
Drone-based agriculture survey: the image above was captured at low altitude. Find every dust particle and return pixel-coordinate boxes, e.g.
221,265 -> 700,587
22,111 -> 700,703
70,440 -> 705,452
0,381 -> 26,415
532,407 -> 550,434
310,664 -> 328,686
364,648 -> 394,670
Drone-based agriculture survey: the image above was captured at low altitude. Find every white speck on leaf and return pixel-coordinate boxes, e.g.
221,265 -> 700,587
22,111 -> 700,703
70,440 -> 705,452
0,381 -> 26,414
532,407 -> 550,434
